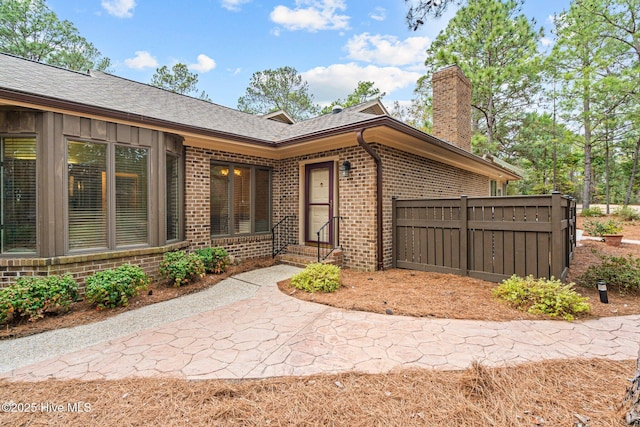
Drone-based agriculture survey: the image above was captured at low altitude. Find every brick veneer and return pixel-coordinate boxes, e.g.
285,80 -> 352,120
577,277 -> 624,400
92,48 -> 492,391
377,143 -> 491,269
432,65 -> 472,152
0,241 -> 188,292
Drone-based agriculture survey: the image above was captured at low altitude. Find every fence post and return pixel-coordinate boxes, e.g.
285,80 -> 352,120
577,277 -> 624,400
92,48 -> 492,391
551,191 -> 563,280
460,195 -> 468,276
392,197 -> 397,268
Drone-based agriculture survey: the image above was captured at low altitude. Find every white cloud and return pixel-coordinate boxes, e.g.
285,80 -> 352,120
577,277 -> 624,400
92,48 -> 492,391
369,7 -> 386,21
270,0 -> 349,32
124,51 -> 158,69
540,37 -> 553,46
189,54 -> 217,73
345,33 -> 430,67
221,0 -> 251,11
302,63 -> 421,104
101,0 -> 136,18
227,67 -> 243,75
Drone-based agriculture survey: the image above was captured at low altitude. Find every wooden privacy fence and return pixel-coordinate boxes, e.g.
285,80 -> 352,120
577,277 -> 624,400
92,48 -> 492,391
392,193 -> 576,283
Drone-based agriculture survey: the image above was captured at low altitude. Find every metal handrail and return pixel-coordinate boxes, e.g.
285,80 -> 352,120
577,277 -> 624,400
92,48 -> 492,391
271,215 -> 295,257
316,216 -> 342,262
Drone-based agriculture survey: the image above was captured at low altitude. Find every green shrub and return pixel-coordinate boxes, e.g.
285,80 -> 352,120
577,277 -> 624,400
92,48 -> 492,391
579,253 -> 640,294
613,205 -> 640,222
85,264 -> 151,309
583,218 -> 623,236
0,274 -> 78,323
195,246 -> 229,274
291,263 -> 341,293
581,207 -> 604,217
159,250 -> 205,287
493,275 -> 590,321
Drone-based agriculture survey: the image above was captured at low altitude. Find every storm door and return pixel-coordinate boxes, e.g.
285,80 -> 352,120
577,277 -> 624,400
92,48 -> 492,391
305,162 -> 333,245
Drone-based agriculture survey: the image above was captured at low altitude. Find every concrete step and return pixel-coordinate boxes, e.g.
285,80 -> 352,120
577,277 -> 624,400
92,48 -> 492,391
277,245 -> 343,268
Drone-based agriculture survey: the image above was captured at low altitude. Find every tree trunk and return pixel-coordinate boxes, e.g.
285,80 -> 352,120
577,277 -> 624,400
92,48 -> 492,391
625,346 -> 640,425
605,128 -> 610,214
626,136 -> 640,205
583,95 -> 592,209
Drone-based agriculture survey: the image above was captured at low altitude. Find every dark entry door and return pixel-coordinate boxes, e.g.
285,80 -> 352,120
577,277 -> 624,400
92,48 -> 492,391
305,162 -> 333,245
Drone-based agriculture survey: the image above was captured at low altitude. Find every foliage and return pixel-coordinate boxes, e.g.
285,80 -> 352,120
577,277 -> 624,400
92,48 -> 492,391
291,263 -> 341,293
613,206 -> 640,222
404,0 -> 461,30
321,81 -> 385,115
150,63 -> 210,101
493,275 -> 590,321
417,0 -> 543,156
159,250 -> 205,287
237,66 -> 319,121
580,207 -> 604,217
0,274 -> 78,324
579,253 -> 640,294
583,218 -> 623,236
85,264 -> 151,309
195,247 -> 229,274
0,0 -> 111,71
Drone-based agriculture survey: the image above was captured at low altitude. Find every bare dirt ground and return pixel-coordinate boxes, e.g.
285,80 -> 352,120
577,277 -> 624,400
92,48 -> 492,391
2,221 -> 640,426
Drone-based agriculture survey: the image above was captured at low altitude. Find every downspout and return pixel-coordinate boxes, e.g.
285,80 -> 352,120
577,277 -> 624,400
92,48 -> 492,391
356,129 -> 384,271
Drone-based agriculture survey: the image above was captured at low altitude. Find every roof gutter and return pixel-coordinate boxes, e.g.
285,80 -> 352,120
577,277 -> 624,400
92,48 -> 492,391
356,128 -> 384,271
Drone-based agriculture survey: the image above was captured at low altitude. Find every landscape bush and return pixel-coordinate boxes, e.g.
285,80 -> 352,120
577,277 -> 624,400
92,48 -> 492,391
613,205 -> 640,222
195,246 -> 229,274
492,275 -> 590,321
579,253 -> 640,294
159,250 -> 205,287
583,218 -> 623,237
291,263 -> 341,293
85,264 -> 151,309
0,274 -> 78,323
580,207 -> 603,217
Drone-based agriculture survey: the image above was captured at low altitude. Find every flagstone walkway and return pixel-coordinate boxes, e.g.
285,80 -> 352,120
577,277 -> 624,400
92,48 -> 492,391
1,264 -> 639,382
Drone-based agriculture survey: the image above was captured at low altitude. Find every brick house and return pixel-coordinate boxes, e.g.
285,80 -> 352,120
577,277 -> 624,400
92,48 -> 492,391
0,54 -> 518,286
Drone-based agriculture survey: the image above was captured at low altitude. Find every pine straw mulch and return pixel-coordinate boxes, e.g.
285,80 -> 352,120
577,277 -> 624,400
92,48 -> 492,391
278,239 -> 640,321
0,257 -> 278,340
0,358 -> 634,426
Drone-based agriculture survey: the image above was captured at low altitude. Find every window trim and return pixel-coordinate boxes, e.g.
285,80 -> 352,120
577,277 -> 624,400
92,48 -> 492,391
210,161 -> 272,238
65,138 -> 152,254
0,134 -> 38,256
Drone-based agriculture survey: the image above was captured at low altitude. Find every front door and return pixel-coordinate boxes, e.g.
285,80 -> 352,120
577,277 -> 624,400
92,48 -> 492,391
305,162 -> 333,245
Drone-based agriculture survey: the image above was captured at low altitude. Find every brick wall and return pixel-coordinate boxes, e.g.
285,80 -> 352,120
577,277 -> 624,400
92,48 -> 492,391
278,146 -> 378,271
184,146 -> 279,259
0,241 -> 188,292
432,65 -> 472,152
378,143 -> 491,268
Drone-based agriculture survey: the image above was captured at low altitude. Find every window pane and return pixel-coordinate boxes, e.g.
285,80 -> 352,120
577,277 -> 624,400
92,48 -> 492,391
211,165 -> 229,235
1,137 -> 37,253
166,154 -> 179,241
116,146 -> 148,246
255,168 -> 270,233
234,167 -> 251,234
68,141 -> 108,250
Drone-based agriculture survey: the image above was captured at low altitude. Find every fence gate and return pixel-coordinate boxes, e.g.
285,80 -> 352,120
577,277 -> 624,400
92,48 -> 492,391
392,193 -> 576,283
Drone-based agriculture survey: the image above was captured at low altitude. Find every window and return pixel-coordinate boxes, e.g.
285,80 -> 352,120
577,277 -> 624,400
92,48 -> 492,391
1,137 -> 37,254
166,154 -> 180,241
490,180 -> 497,197
68,140 -> 149,251
210,163 -> 271,236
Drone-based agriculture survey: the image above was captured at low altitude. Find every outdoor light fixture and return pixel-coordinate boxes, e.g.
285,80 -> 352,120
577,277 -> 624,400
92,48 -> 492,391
597,281 -> 609,304
340,160 -> 351,178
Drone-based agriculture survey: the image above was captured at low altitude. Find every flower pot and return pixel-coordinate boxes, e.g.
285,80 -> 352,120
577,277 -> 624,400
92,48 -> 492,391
604,234 -> 623,247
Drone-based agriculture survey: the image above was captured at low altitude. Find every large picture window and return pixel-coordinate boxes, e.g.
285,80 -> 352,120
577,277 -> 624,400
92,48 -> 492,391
210,163 -> 271,237
68,140 -> 149,251
1,137 -> 37,254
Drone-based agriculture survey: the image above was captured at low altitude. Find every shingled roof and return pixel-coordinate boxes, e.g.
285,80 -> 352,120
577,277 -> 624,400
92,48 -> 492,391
0,53 -> 386,144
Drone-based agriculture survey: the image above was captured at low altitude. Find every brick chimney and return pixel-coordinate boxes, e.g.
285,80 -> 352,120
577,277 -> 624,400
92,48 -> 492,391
431,65 -> 472,152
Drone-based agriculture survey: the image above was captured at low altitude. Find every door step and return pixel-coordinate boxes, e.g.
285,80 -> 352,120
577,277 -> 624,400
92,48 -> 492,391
276,245 -> 343,268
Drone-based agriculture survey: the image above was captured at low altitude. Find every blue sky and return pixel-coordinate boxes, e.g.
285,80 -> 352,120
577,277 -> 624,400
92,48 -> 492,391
47,0 -> 573,110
